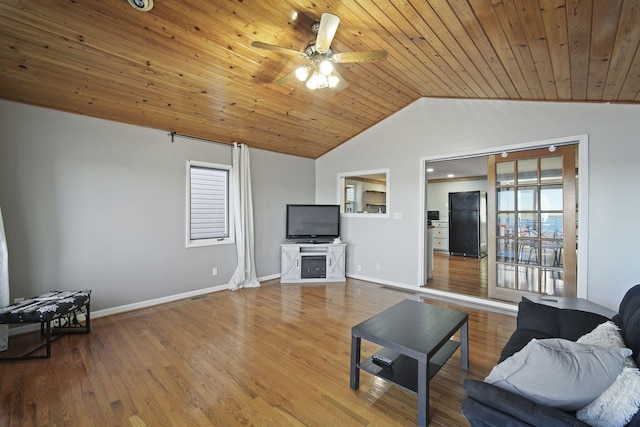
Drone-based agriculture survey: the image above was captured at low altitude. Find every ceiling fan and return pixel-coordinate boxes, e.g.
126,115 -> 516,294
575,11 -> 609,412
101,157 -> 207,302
251,13 -> 388,90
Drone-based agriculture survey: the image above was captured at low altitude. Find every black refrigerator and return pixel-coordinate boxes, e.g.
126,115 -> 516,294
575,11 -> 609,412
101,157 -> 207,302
448,191 -> 487,258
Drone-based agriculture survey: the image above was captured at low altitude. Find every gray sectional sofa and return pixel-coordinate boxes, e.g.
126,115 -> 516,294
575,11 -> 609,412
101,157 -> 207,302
462,284 -> 640,426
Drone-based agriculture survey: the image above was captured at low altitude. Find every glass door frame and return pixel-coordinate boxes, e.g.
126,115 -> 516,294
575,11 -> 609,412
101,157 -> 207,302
488,145 -> 577,302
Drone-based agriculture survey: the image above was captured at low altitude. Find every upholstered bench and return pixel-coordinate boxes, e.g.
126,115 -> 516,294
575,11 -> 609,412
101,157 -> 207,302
0,290 -> 91,360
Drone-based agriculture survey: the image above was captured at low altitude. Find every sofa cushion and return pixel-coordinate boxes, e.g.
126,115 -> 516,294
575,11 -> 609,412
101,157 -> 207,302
626,311 -> 640,366
461,396 -> 533,427
485,338 -> 630,411
517,299 -> 561,336
627,409 -> 640,427
518,298 -> 609,340
499,329 -> 552,362
499,298 -> 611,362
612,284 -> 640,365
463,379 -> 590,427
558,308 -> 611,340
614,284 -> 640,324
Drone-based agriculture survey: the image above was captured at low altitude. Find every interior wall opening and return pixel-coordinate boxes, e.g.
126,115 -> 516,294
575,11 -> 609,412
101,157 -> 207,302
419,136 -> 587,304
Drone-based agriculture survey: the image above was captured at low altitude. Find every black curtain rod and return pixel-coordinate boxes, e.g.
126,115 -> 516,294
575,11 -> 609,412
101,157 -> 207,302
169,131 -> 231,148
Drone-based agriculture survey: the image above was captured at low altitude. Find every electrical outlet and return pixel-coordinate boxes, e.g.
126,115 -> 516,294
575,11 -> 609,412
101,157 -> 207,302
212,267 -> 218,276
357,264 -> 362,272
14,297 -> 24,303
375,262 -> 381,270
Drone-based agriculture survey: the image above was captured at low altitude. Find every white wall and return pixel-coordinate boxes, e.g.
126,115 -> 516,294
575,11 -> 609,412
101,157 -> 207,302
316,98 -> 640,310
251,149 -> 316,275
0,100 -> 315,311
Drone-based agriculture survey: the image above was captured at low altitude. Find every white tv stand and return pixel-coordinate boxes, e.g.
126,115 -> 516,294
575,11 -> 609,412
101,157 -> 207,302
280,242 -> 346,283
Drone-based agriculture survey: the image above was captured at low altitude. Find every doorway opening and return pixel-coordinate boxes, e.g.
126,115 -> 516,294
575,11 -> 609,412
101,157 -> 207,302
419,135 -> 588,304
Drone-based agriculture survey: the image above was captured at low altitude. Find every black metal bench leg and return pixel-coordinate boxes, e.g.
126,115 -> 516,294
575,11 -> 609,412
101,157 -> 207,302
86,302 -> 91,332
45,321 -> 51,358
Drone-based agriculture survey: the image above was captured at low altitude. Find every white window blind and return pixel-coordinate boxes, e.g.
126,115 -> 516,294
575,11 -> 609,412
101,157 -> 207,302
186,161 -> 232,247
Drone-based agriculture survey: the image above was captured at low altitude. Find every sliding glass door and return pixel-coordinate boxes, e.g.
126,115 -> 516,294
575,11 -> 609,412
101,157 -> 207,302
488,145 -> 577,302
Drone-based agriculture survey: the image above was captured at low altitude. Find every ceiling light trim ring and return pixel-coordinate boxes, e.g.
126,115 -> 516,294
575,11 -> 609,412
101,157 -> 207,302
127,0 -> 153,12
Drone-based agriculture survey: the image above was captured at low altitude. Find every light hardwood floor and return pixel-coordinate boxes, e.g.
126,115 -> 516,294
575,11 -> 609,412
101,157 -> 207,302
427,254 -> 489,300
0,278 -> 516,426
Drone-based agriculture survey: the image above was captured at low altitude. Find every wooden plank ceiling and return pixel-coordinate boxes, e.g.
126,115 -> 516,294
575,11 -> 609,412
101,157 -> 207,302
1,0 -> 639,159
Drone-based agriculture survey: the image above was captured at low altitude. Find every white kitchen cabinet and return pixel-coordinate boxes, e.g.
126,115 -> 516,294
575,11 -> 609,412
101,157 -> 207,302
432,220 -> 449,253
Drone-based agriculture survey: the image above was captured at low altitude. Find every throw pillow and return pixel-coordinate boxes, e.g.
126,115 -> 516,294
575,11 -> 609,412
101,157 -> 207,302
517,299 -> 561,336
577,321 -> 637,368
484,338 -> 630,411
558,308 -> 611,341
518,298 -> 609,340
576,368 -> 640,427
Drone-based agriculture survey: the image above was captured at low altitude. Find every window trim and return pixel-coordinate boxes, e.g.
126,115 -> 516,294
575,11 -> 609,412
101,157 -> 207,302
186,160 -> 234,248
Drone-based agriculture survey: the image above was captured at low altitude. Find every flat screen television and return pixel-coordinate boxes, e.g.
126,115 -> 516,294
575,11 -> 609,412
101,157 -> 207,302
286,204 -> 340,243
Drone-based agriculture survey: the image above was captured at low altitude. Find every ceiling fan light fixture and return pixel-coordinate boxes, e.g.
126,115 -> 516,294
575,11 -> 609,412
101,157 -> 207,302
327,74 -> 340,88
306,70 -> 329,90
306,70 -> 320,90
319,60 -> 333,76
317,76 -> 329,89
252,12 -> 386,91
295,65 -> 310,82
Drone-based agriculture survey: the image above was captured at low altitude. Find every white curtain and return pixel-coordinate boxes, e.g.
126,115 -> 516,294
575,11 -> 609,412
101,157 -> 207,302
228,143 -> 260,290
0,207 -> 9,352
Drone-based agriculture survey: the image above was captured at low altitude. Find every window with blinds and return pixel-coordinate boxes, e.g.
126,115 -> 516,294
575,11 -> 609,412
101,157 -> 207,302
186,160 -> 233,247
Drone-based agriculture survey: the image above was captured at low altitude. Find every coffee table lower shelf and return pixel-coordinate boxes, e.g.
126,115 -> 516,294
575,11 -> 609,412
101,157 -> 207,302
358,340 -> 461,394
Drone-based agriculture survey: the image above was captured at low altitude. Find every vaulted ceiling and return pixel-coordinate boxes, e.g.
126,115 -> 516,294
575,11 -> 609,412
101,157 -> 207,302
1,0 -> 639,159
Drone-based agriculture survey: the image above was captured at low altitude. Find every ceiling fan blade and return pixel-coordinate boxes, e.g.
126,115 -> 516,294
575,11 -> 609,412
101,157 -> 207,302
275,69 -> 300,85
315,13 -> 340,53
251,41 -> 304,57
332,50 -> 388,63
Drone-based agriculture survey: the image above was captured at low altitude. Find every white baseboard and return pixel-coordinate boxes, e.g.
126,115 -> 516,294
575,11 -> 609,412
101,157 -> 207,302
258,273 -> 280,282
9,283 -> 232,336
93,284 -> 231,319
346,273 -> 416,291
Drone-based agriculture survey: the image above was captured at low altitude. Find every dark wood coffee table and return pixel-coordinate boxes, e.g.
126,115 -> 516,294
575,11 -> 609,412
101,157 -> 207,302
350,299 -> 468,426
